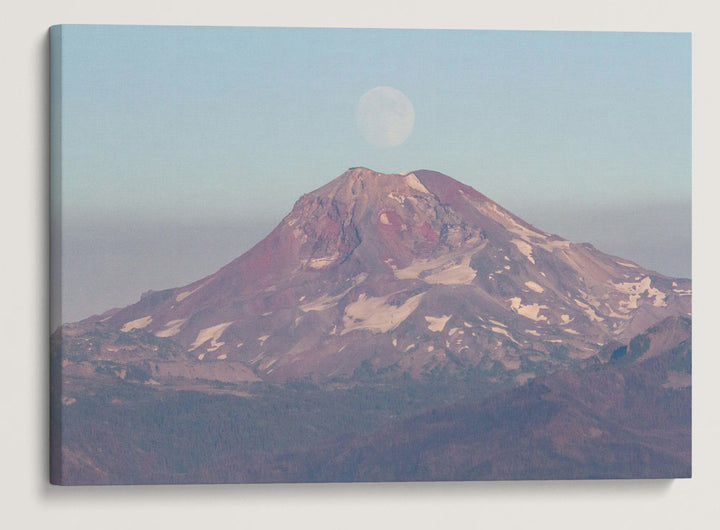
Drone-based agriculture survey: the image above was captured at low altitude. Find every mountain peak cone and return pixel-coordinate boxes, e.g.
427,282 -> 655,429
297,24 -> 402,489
57,168 -> 691,386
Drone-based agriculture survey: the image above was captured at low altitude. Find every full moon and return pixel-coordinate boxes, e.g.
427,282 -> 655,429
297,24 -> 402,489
356,86 -> 415,148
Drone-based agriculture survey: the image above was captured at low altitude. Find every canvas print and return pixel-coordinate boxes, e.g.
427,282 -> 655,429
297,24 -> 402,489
49,25 -> 691,485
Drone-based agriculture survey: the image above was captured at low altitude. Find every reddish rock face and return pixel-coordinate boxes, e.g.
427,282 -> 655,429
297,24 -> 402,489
56,167 -> 691,387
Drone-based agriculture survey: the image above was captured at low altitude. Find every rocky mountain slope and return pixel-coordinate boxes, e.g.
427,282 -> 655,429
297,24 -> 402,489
283,316 -> 691,482
53,316 -> 691,484
54,167 -> 691,391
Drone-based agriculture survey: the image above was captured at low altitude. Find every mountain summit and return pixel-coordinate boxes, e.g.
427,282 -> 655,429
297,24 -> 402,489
57,168 -> 691,388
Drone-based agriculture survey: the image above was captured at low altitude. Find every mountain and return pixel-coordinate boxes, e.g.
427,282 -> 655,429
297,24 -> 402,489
54,167 -> 691,391
51,167 -> 692,485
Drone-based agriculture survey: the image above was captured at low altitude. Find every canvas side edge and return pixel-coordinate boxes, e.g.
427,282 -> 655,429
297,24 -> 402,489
49,24 -> 65,485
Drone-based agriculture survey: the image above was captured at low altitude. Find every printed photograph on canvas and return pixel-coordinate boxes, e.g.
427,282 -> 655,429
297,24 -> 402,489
50,25 -> 691,484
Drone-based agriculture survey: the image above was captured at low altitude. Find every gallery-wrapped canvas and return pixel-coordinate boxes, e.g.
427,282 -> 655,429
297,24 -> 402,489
50,25 -> 691,485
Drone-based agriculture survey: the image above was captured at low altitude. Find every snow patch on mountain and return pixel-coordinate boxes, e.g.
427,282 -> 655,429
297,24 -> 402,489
121,315 -> 152,332
524,281 -> 544,293
541,239 -> 571,251
394,252 -> 479,285
189,322 -> 234,351
300,273 -> 368,312
207,342 -> 224,353
300,291 -> 345,313
176,283 -> 205,302
342,292 -> 424,334
511,239 -> 535,264
307,252 -> 340,269
490,325 -> 520,345
573,299 -> 605,322
425,315 -> 452,332
509,298 -> 548,321
478,202 -> 547,241
155,319 -> 187,338
425,255 -> 477,285
404,173 -> 429,194
612,276 -> 668,310
615,259 -> 638,268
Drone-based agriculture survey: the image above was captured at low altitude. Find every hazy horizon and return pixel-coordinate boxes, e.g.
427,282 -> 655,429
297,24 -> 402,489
58,191 -> 690,326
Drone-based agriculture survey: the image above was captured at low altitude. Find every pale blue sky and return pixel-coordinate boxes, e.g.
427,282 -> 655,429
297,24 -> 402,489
54,25 -> 691,323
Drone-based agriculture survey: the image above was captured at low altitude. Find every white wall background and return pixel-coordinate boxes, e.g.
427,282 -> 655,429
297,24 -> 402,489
2,1 -> 718,528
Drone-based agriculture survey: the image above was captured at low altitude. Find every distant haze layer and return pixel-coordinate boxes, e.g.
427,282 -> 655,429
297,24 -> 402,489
57,198 -> 690,328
